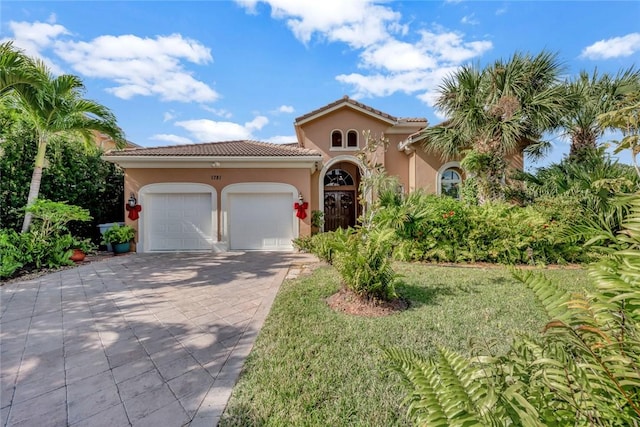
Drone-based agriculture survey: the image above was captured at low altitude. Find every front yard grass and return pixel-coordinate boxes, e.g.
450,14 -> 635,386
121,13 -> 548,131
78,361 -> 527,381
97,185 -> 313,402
219,263 -> 593,426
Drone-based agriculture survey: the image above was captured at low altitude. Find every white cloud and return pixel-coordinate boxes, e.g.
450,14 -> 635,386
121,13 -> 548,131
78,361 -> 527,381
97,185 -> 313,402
265,135 -> 298,144
54,33 -> 218,102
277,105 -> 294,113
163,111 -> 176,122
237,1 -> 492,106
338,29 -> 490,106
201,105 -> 233,118
150,134 -> 193,145
337,66 -> 457,104
5,20 -> 219,103
235,0 -> 402,48
461,14 -> 479,25
418,30 -> 492,64
581,33 -> 640,60
175,116 -> 269,141
6,20 -> 68,54
3,20 -> 69,74
361,40 -> 438,72
246,115 -> 269,131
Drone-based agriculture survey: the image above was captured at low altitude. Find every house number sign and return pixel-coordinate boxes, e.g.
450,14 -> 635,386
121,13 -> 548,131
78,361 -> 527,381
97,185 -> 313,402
211,175 -> 222,181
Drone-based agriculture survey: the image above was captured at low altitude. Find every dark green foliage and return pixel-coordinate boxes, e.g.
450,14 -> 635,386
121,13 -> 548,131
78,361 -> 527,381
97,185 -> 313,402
386,193 -> 640,426
294,227 -> 353,264
514,147 -> 639,212
101,223 -> 135,245
514,147 -> 639,255
0,109 -> 124,239
295,227 -> 399,301
0,199 -> 94,279
371,193 -> 586,265
0,229 -> 27,278
332,228 -> 400,300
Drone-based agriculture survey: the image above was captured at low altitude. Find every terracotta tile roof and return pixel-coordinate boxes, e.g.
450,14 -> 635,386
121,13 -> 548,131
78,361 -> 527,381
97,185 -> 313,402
398,117 -> 428,123
294,96 -> 427,125
105,140 -> 321,157
295,95 -> 397,123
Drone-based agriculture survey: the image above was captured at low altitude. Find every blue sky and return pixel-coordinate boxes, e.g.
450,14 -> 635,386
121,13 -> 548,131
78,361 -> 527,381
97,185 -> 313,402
2,1 -> 639,169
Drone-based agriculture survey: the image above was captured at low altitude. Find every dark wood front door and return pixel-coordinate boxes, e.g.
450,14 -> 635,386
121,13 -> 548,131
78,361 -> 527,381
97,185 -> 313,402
324,191 -> 356,231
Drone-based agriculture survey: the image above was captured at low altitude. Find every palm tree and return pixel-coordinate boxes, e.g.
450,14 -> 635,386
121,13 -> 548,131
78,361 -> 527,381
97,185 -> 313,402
0,41 -> 42,98
563,68 -> 640,159
10,57 -> 126,232
422,51 -> 567,202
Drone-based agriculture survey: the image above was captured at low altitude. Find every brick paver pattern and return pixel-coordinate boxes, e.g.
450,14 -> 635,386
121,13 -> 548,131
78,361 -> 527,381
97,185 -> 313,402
1,252 -> 311,426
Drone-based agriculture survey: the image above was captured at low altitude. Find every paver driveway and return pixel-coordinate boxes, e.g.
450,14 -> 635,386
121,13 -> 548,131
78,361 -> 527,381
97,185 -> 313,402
1,252 -> 314,426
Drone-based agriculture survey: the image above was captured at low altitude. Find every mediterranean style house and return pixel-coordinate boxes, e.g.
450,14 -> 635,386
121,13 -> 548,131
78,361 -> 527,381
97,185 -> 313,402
104,96 -> 523,252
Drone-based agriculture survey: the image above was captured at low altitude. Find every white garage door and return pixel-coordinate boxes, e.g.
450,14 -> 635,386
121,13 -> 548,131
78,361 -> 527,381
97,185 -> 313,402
228,193 -> 294,250
147,193 -> 213,251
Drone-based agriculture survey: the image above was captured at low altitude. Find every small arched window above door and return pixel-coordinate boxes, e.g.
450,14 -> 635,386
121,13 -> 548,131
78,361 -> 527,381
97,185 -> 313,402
347,130 -> 358,148
324,169 -> 354,187
331,130 -> 343,148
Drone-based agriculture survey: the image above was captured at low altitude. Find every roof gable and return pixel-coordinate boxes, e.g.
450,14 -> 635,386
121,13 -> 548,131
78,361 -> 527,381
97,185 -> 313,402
295,96 -> 401,126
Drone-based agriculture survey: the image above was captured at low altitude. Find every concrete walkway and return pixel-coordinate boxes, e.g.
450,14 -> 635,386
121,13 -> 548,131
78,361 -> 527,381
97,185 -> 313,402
1,252 -> 315,427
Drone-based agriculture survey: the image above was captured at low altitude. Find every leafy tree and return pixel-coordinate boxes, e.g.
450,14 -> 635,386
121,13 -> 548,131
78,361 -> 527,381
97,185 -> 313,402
0,41 -> 40,97
422,51 -> 566,203
563,68 -> 640,160
515,147 -> 639,213
0,108 -> 124,238
2,43 -> 125,232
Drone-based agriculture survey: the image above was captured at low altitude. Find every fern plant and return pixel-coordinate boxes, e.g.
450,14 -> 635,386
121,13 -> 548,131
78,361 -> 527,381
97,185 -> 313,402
332,227 -> 400,301
386,193 -> 640,426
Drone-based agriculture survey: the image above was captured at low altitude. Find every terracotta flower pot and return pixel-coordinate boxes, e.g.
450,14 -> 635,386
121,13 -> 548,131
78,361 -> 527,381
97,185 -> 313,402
70,249 -> 86,263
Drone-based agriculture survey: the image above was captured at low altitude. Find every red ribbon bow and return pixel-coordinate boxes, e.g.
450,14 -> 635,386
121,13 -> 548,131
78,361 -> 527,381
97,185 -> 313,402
294,201 -> 308,219
126,204 -> 142,220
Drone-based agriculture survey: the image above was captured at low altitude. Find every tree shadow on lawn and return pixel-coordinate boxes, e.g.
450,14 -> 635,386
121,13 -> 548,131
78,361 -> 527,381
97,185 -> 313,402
396,273 -> 511,309
395,282 -> 454,308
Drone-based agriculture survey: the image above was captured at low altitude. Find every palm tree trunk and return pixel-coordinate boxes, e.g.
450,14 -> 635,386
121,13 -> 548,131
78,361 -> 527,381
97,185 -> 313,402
20,136 -> 47,233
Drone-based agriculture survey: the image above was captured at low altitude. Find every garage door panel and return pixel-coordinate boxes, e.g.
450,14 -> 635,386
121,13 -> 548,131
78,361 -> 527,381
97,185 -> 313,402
228,193 -> 294,251
147,193 -> 213,251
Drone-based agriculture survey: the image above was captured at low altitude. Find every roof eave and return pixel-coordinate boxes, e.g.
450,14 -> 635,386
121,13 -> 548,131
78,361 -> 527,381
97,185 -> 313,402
397,131 -> 428,153
102,155 -> 323,170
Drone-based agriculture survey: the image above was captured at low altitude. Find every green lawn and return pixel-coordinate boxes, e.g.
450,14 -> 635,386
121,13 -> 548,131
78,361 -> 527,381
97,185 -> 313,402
219,263 -> 593,426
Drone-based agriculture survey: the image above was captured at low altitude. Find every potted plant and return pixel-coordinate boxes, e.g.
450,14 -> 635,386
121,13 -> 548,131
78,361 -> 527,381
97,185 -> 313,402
101,224 -> 136,254
311,210 -> 324,235
69,237 -> 97,263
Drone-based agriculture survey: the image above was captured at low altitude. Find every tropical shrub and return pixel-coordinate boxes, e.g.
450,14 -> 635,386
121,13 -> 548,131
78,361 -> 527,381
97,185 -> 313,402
371,193 -> 586,265
0,199 -> 94,279
0,229 -> 27,278
385,193 -> 640,426
332,228 -> 400,301
295,227 -> 354,264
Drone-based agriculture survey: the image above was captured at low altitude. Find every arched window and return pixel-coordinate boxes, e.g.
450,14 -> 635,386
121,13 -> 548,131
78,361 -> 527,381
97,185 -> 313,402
324,169 -> 354,187
347,130 -> 358,148
331,130 -> 343,148
440,168 -> 462,199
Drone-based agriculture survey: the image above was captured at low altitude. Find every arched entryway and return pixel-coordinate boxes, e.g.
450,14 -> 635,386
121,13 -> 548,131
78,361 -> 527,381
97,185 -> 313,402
319,156 -> 364,231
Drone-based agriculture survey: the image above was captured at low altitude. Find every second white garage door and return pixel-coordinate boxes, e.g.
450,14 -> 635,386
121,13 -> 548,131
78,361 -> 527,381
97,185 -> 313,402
228,192 -> 294,250
147,193 -> 214,251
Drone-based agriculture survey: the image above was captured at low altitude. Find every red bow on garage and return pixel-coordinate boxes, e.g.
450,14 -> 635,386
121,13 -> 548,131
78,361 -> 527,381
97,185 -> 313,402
126,204 -> 142,220
294,201 -> 308,219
